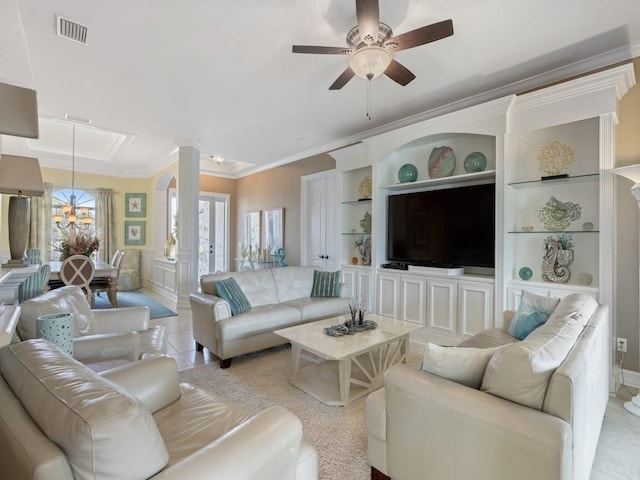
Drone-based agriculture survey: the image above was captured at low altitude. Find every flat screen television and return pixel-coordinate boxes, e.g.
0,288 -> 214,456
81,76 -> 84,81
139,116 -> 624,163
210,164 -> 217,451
386,183 -> 495,268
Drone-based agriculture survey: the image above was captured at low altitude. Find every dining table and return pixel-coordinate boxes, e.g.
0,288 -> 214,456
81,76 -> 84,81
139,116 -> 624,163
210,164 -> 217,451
47,260 -> 119,307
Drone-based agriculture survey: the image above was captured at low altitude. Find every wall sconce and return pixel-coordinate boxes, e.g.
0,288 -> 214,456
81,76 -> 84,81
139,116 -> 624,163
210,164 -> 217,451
0,155 -> 45,267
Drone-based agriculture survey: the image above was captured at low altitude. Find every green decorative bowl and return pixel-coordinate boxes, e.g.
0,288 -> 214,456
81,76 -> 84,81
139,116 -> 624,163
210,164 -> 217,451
398,163 -> 418,183
464,152 -> 488,173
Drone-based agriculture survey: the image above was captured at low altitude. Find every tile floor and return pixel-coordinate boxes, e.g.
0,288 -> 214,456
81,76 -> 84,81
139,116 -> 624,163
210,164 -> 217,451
145,289 -> 214,371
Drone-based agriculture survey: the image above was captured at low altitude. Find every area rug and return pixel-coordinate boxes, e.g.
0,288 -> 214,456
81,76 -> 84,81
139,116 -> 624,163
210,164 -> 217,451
178,343 -> 424,480
92,290 -> 177,319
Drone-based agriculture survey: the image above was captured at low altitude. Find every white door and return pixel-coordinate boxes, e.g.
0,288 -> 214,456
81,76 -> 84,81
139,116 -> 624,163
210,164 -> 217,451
302,171 -> 337,270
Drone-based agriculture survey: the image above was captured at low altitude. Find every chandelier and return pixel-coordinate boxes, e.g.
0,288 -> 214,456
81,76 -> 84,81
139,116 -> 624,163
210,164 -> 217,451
53,124 -> 94,230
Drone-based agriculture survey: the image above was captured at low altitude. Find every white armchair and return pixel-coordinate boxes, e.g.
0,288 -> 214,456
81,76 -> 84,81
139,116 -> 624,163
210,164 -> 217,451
0,339 -> 318,479
18,286 -> 167,368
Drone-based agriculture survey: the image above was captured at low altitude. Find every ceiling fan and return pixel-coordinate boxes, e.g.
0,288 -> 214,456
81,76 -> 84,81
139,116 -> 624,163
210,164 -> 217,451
292,0 -> 453,90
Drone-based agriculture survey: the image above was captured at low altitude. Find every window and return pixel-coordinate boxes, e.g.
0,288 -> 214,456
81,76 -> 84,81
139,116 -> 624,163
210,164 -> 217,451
50,188 -> 97,261
168,187 -> 177,237
199,193 -> 229,275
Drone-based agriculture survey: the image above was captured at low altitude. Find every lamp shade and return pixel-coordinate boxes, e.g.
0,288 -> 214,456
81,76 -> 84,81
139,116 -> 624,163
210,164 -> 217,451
348,46 -> 392,80
612,164 -> 640,184
0,0 -> 39,138
0,155 -> 44,196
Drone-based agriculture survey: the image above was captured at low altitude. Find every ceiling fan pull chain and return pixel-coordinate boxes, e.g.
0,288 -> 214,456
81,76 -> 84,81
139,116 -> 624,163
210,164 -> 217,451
366,79 -> 372,121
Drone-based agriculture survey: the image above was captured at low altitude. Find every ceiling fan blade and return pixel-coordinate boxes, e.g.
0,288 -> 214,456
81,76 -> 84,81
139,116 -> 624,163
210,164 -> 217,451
387,19 -> 454,52
329,67 -> 356,90
292,45 -> 350,54
356,0 -> 380,44
384,59 -> 416,86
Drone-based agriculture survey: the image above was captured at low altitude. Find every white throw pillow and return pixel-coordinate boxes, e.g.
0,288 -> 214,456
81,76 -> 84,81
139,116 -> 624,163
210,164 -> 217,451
421,343 -> 504,389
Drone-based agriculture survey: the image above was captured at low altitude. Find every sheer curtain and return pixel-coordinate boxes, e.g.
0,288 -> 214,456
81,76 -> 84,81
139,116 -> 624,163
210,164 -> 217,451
96,188 -> 116,264
28,182 -> 52,262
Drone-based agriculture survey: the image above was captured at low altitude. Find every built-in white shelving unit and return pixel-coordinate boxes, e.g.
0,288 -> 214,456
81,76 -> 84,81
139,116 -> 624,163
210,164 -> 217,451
327,64 -> 635,385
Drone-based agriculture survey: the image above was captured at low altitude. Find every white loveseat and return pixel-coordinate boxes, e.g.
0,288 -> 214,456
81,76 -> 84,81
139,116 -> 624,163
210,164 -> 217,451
365,292 -> 609,480
190,266 -> 350,368
0,339 -> 318,479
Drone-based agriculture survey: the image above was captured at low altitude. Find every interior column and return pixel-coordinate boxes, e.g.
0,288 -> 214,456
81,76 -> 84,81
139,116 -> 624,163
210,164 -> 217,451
176,146 -> 199,308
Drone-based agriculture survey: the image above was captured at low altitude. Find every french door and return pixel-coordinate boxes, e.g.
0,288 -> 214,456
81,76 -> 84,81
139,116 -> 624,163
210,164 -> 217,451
198,193 -> 229,277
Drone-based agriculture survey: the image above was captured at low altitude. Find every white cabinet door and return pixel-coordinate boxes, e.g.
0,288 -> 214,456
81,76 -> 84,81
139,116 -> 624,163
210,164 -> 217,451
400,274 -> 426,325
377,272 -> 400,318
356,270 -> 373,312
342,267 -> 372,311
341,269 -> 356,299
458,281 -> 494,338
426,277 -> 457,336
302,173 -> 337,270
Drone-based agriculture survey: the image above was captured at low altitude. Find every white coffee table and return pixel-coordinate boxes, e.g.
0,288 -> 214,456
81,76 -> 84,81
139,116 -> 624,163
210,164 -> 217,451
275,314 -> 420,406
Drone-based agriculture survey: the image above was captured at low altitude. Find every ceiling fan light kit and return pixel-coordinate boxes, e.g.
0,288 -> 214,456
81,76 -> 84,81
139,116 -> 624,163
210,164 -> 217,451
349,46 -> 392,80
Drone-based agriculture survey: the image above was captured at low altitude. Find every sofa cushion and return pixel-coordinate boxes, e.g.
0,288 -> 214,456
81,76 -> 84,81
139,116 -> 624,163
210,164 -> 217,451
216,304 -> 302,341
457,328 -> 517,348
214,277 -> 252,315
1,339 -> 169,480
18,286 -> 99,340
310,270 -> 341,298
153,383 -> 252,466
202,270 -> 279,307
282,296 -> 350,322
481,293 -> 598,409
272,266 -> 315,302
508,290 -> 560,340
421,343 -> 504,389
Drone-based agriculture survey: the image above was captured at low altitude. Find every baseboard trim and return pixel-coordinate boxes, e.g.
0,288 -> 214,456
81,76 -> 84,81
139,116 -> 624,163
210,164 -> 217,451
621,369 -> 640,390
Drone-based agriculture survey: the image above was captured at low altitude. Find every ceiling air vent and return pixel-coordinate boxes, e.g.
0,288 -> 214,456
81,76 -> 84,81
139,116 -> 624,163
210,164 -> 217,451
56,15 -> 88,44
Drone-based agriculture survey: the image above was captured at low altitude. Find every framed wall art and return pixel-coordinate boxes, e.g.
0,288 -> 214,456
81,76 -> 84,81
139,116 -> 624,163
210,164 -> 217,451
124,220 -> 146,245
125,193 -> 146,217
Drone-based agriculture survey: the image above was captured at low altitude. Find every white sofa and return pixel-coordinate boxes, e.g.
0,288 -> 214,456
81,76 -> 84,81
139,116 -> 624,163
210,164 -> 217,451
190,266 -> 350,368
365,292 -> 609,480
0,339 -> 318,479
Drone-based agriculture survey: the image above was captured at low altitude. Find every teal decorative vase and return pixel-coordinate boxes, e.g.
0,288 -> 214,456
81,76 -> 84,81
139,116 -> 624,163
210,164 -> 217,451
37,313 -> 74,356
464,152 -> 487,173
398,163 -> 418,183
428,146 -> 456,178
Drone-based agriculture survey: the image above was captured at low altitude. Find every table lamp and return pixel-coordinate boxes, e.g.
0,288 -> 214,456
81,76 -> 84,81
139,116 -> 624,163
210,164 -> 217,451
0,155 -> 45,267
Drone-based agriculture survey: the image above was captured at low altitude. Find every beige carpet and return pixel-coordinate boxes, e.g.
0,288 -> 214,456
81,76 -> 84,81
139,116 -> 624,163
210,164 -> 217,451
178,343 -> 640,480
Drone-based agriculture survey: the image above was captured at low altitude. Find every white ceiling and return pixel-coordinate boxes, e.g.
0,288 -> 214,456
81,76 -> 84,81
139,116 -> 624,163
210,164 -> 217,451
2,0 -> 640,178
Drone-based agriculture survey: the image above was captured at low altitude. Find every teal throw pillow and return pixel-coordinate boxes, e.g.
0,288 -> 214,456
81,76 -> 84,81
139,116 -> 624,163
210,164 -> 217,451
213,277 -> 251,316
508,290 -> 561,340
310,270 -> 341,298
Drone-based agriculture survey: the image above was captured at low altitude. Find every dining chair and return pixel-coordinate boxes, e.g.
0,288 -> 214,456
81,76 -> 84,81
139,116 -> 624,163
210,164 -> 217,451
18,249 -> 51,302
59,255 -> 96,305
94,249 -> 126,307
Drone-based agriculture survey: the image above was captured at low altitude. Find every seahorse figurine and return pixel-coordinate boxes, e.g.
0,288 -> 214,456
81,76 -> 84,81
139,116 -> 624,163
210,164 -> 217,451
541,236 -> 573,283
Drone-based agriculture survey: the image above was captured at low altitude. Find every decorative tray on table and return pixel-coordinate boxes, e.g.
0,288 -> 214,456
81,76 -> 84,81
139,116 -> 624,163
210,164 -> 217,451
324,320 -> 377,337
